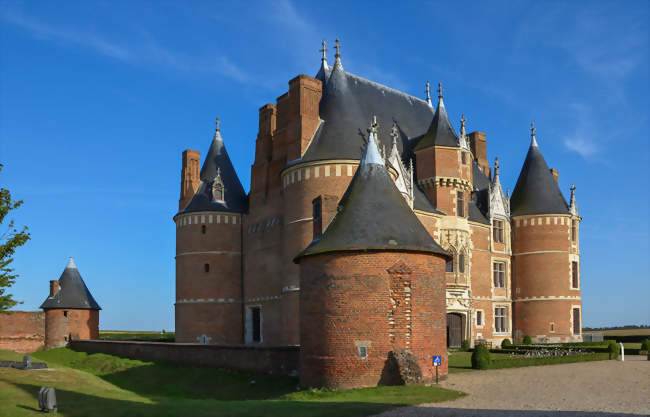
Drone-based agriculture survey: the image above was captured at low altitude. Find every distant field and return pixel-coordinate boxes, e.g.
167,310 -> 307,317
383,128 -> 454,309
99,331 -> 175,341
600,329 -> 650,337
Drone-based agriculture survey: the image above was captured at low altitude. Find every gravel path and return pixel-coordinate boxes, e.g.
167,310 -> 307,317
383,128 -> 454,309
375,356 -> 650,417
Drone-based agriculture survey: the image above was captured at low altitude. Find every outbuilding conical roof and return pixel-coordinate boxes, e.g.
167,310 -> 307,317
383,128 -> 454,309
510,125 -> 569,216
178,122 -> 248,214
295,121 -> 449,260
40,258 -> 101,310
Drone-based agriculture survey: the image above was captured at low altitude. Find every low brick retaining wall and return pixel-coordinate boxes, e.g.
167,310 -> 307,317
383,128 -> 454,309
70,340 -> 299,376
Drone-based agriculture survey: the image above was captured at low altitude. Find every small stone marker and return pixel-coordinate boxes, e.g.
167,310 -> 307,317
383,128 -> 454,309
38,387 -> 57,413
619,342 -> 624,361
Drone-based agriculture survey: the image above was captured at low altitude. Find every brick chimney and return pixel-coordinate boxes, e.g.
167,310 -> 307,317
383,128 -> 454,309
469,131 -> 490,178
284,75 -> 323,162
179,149 -> 201,210
49,280 -> 60,297
549,168 -> 559,183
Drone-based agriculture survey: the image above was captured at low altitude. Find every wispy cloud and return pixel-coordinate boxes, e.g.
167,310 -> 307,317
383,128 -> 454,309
0,6 -> 256,86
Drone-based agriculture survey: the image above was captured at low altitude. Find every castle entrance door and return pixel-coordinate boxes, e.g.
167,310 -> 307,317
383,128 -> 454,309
447,313 -> 463,347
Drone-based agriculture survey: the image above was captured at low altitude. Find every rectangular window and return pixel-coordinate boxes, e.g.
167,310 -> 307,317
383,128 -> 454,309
495,307 -> 507,333
476,310 -> 483,326
571,220 -> 577,242
573,308 -> 581,335
204,263 -> 210,273
312,196 -> 322,220
572,262 -> 579,288
550,322 -> 555,333
457,191 -> 465,217
251,307 -> 262,342
493,262 -> 505,288
462,152 -> 468,165
493,220 -> 504,243
445,258 -> 454,272
358,346 -> 368,359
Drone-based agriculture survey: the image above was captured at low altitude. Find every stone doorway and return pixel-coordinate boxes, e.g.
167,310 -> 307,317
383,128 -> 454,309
447,313 -> 463,347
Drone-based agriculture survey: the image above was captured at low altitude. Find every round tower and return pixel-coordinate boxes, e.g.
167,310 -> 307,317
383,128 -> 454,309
174,119 -> 247,344
510,124 -> 582,343
40,257 -> 101,348
295,125 -> 449,389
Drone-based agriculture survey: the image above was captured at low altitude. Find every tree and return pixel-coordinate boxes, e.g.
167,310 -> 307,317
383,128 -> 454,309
0,164 -> 30,313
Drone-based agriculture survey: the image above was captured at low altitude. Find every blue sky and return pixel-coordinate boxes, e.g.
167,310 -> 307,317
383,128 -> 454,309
1,1 -> 648,330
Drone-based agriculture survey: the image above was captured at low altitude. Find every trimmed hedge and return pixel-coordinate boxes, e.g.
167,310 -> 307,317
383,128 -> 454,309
471,344 -> 490,370
460,340 -> 470,352
522,335 -> 532,345
489,352 -> 610,369
608,341 -> 620,360
604,335 -> 649,343
501,339 -> 512,348
641,339 -> 650,351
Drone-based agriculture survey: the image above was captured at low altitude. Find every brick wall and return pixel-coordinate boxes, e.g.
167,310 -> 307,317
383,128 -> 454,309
69,340 -> 299,376
298,251 -> 447,389
0,311 -> 45,353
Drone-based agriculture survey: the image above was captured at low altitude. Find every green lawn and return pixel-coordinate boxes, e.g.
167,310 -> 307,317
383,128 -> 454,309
0,349 -> 465,417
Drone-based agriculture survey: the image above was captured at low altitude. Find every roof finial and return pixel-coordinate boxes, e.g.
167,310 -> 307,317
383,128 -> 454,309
319,40 -> 327,62
390,123 -> 399,147
530,122 -> 538,147
437,82 -> 443,99
425,81 -> 432,106
569,184 -> 578,216
494,157 -> 500,176
334,38 -> 341,59
216,117 -> 220,133
66,257 -> 77,269
361,115 -> 384,166
460,114 -> 467,136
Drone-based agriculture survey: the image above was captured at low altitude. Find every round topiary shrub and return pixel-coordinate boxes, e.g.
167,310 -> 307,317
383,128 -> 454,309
608,341 -> 620,360
641,339 -> 650,352
471,344 -> 491,370
522,335 -> 532,345
461,340 -> 470,352
501,339 -> 512,348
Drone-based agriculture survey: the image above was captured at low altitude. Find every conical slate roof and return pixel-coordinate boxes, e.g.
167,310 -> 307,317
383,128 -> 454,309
40,258 -> 101,310
413,88 -> 460,150
295,125 -> 449,260
299,62 -> 434,164
510,130 -> 569,216
179,126 -> 248,214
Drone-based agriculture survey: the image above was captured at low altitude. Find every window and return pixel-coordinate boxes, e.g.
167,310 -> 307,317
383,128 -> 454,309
493,262 -> 506,288
445,258 -> 454,272
493,220 -> 504,243
201,225 -> 206,234
573,308 -> 581,335
251,307 -> 262,342
571,220 -> 577,242
312,197 -> 322,220
459,254 -> 465,273
550,322 -> 555,333
204,263 -> 210,273
63,311 -> 68,317
572,262 -> 579,288
457,191 -> 465,217
462,152 -> 468,165
495,307 -> 508,333
476,310 -> 483,326
358,346 -> 368,359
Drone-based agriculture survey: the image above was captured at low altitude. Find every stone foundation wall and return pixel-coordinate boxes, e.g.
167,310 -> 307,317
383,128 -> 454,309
69,340 -> 299,376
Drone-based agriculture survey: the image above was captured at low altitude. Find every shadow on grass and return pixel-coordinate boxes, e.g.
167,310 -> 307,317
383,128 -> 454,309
13,382 -> 399,417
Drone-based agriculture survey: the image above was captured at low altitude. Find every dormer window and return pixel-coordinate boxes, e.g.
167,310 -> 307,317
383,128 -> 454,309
212,169 -> 224,202
457,191 -> 465,217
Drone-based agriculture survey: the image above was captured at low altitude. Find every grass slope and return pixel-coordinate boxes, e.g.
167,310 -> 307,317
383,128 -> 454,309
0,349 -> 465,417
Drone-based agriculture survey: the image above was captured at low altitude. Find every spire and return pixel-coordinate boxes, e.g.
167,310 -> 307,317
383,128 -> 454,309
460,114 -> 466,137
493,157 -> 500,182
213,117 -> 222,141
437,82 -> 443,100
361,116 -> 384,166
413,81 -> 460,150
425,81 -> 432,107
333,38 -> 343,70
489,156 -> 508,217
66,257 -> 76,269
569,184 -> 579,216
530,122 -> 538,147
320,40 -> 328,65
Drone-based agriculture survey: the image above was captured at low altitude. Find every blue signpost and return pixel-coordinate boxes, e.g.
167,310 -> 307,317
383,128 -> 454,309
432,355 -> 441,384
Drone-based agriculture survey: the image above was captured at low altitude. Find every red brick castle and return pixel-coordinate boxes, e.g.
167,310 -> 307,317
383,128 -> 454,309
174,40 -> 583,388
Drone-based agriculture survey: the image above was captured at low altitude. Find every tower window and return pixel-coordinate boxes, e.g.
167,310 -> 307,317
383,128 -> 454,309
312,197 -> 322,220
459,254 -> 465,273
63,311 -> 68,317
572,262 -> 579,288
493,262 -> 506,288
251,307 -> 261,343
493,220 -> 504,243
573,308 -> 581,335
204,263 -> 210,273
457,191 -> 465,217
495,307 -> 508,333
476,310 -> 483,326
462,152 -> 468,165
445,258 -> 454,272
201,225 -> 206,234
358,346 -> 368,359
571,220 -> 577,242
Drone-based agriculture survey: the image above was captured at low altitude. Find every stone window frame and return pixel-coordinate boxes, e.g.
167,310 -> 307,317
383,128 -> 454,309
492,260 -> 507,289
354,340 -> 371,360
475,309 -> 484,328
569,254 -> 580,290
493,305 -> 510,335
456,191 -> 465,218
571,305 -> 581,336
492,219 -> 504,244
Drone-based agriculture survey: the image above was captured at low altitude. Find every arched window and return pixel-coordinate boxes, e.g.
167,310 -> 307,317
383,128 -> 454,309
212,168 -> 225,202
